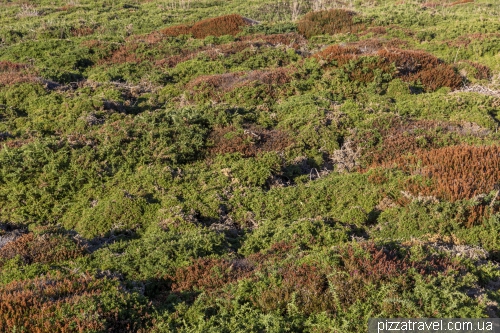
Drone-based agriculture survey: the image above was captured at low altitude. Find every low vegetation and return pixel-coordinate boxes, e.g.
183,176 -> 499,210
1,0 -> 500,331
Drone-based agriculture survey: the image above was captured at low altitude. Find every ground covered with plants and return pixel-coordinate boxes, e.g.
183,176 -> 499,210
1,0 -> 500,331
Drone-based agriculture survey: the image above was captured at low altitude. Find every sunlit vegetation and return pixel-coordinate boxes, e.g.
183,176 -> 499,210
1,0 -> 500,331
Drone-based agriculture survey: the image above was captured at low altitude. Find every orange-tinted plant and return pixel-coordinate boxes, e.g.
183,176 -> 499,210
0,272 -> 148,333
312,45 -> 361,66
250,262 -> 335,315
208,125 -> 293,157
160,24 -> 192,37
0,61 -> 37,86
298,9 -> 364,38
186,68 -> 294,102
377,48 -> 462,90
0,232 -> 86,266
463,60 -> 491,80
159,14 -> 249,39
171,258 -> 252,292
190,14 -> 249,38
393,145 -> 500,202
329,242 -> 463,308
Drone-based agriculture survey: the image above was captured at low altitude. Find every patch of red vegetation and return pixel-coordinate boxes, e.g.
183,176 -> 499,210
186,67 -> 294,102
391,145 -> 500,202
0,273 -> 148,333
0,61 -> 38,86
298,9 -> 364,39
462,61 -> 491,80
313,45 -> 361,66
208,125 -> 293,157
159,14 -> 249,39
329,242 -> 464,308
422,0 -> 473,7
313,46 -> 462,90
171,258 -> 252,293
250,262 -> 334,314
0,232 -> 85,266
71,26 -> 95,37
445,33 -> 500,48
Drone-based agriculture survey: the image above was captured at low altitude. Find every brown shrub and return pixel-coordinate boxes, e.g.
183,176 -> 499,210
0,61 -> 38,86
160,24 -> 192,37
410,64 -> 463,91
186,68 -> 294,102
377,48 -> 440,76
463,61 -> 491,80
208,125 -> 293,157
312,45 -> 361,66
0,232 -> 85,266
298,9 -> 364,38
190,14 -> 249,38
449,0 -> 474,6
171,258 -> 252,292
0,273 -> 147,333
250,263 -> 335,315
101,42 -> 144,64
329,242 -> 464,309
392,145 -> 500,202
377,48 -> 462,90
312,45 -> 460,90
0,61 -> 27,71
0,72 -> 38,86
462,204 -> 497,228
71,26 -> 94,37
159,14 -> 249,39
359,119 -> 463,166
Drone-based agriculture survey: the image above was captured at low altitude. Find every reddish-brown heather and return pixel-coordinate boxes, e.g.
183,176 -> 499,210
355,118 -> 468,167
101,43 -> 144,64
208,125 -> 293,157
448,0 -> 474,6
190,14 -> 249,38
160,24 -> 192,37
186,68 -> 294,102
462,204 -> 497,228
70,26 -> 94,37
377,48 -> 462,90
0,232 -> 86,266
329,242 -> 463,308
171,258 -> 253,292
0,61 -> 38,86
312,45 -> 361,66
0,61 -> 27,71
0,273 -> 149,333
159,14 -> 249,39
409,64 -> 463,91
377,48 -> 440,76
250,262 -> 335,314
445,33 -> 500,48
312,46 -> 461,90
463,60 -> 491,80
392,145 -> 500,202
298,9 -> 364,39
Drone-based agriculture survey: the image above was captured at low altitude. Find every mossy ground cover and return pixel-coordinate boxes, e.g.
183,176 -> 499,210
1,0 -> 500,331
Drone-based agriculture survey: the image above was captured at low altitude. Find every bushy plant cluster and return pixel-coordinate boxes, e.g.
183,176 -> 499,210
0,0 -> 500,330
161,14 -> 249,39
298,9 -> 364,38
394,145 -> 500,202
